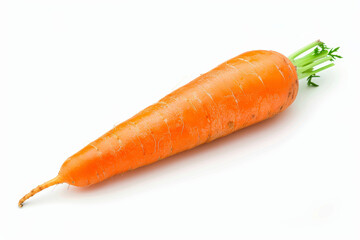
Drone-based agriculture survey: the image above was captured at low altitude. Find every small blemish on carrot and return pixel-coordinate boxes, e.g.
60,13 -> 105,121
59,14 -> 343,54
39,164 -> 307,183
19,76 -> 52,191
206,115 -> 211,123
252,114 -> 255,119
227,121 -> 234,128
206,133 -> 211,141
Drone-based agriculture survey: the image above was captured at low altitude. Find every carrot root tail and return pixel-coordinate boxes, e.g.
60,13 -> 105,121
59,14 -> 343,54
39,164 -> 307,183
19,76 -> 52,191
18,176 -> 63,208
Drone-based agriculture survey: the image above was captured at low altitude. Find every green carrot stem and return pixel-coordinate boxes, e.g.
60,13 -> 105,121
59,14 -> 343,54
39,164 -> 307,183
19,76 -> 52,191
296,56 -> 332,72
289,40 -> 341,85
288,40 -> 321,61
295,51 -> 328,67
298,63 -> 335,80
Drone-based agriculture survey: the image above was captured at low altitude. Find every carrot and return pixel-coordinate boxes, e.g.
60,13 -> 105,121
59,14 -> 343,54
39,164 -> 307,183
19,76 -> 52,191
18,40 -> 341,207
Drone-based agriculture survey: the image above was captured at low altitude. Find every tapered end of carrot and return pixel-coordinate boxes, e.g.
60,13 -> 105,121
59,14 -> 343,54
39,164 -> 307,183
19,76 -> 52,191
18,175 -> 63,208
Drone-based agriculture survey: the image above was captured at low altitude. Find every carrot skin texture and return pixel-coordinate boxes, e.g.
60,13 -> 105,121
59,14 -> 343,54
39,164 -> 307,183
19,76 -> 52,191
58,50 -> 298,187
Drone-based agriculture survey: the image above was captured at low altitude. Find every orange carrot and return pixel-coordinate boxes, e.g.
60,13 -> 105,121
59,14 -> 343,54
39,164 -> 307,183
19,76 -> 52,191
18,40 -> 341,207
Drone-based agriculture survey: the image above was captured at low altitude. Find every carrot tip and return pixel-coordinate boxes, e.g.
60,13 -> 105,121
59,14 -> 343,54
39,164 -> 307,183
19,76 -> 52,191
18,176 -> 62,208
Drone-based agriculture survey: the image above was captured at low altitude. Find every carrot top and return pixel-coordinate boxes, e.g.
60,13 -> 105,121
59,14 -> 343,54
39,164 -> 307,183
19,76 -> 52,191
288,40 -> 342,86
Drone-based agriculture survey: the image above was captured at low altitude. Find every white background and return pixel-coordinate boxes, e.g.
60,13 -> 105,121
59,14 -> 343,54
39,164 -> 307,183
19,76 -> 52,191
1,0 -> 359,239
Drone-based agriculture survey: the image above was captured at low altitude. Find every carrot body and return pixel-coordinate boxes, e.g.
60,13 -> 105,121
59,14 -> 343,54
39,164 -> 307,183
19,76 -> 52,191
60,50 -> 298,187
19,50 -> 298,206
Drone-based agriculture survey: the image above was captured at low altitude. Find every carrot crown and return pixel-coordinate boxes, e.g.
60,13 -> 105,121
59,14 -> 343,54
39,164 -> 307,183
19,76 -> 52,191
288,40 -> 342,86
